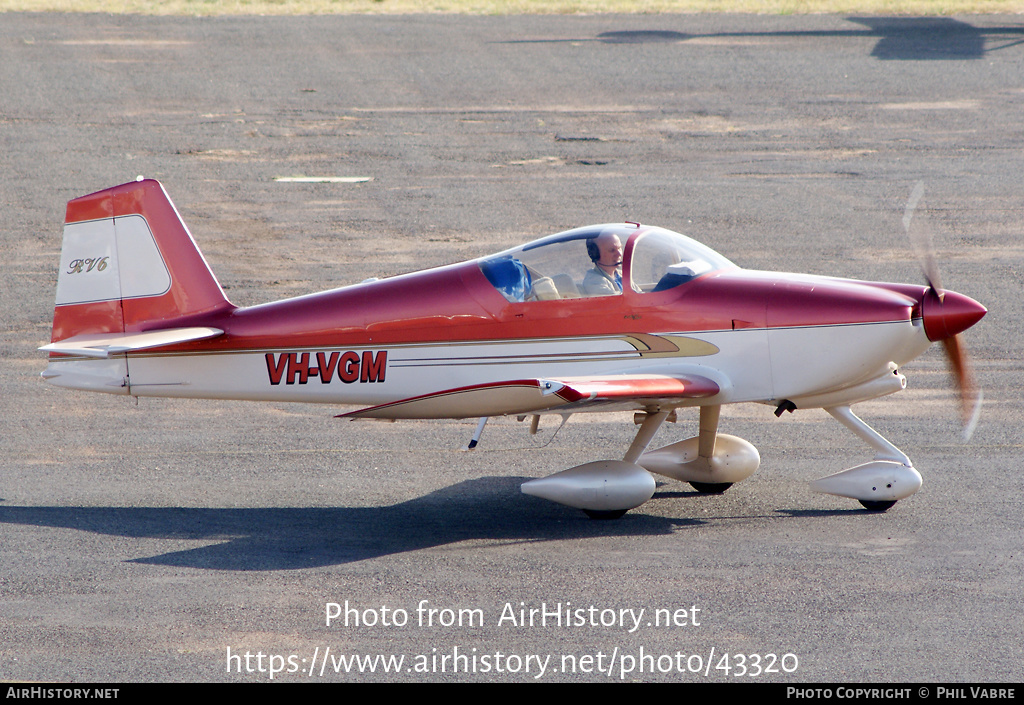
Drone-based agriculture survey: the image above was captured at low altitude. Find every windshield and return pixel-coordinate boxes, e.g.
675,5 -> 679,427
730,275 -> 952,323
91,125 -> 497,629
479,224 -> 732,303
628,227 -> 735,293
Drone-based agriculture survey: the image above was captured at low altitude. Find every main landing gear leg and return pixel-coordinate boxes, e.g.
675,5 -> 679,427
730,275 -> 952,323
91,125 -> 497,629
810,405 -> 922,511
623,409 -> 671,464
687,405 -> 733,494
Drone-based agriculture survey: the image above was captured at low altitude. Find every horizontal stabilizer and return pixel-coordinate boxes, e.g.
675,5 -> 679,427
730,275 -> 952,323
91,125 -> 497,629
340,373 -> 720,420
40,327 -> 223,358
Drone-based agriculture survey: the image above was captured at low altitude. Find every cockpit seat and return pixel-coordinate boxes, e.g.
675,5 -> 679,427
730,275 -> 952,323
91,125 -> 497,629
552,274 -> 582,299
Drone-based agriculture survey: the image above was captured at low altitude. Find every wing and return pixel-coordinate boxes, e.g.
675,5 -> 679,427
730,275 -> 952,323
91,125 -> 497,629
339,373 -> 720,420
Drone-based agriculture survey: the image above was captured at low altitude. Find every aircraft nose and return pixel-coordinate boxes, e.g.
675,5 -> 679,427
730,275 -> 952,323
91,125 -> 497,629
921,289 -> 987,342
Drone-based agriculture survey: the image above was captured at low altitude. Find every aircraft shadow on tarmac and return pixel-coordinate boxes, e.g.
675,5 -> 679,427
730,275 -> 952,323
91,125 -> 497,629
845,17 -> 1024,60
0,478 -> 720,571
516,18 -> 1024,61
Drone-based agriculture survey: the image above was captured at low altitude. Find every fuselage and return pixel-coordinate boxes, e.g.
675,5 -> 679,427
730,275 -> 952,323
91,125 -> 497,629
45,222 -> 982,417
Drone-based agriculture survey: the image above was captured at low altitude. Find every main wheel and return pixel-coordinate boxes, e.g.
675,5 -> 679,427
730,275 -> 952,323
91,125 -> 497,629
859,499 -> 897,512
689,482 -> 733,494
583,509 -> 629,520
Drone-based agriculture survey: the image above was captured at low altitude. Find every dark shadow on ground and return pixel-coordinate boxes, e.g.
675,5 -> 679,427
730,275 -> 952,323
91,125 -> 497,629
505,19 -> 1024,61
847,17 -> 994,60
598,30 -> 690,44
0,477 -> 703,571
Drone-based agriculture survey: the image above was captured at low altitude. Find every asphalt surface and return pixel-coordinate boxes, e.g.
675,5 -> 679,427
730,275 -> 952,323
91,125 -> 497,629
2,12 -> 1022,683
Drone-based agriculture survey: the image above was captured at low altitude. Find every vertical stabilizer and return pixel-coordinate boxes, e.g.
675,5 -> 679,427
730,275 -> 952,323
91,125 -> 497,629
50,179 -> 234,344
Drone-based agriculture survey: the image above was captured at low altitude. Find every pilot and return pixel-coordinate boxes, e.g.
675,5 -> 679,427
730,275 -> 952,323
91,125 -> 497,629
582,232 -> 627,296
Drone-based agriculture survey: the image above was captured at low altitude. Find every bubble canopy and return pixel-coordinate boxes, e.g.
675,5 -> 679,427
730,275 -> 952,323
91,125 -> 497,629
478,224 -> 736,303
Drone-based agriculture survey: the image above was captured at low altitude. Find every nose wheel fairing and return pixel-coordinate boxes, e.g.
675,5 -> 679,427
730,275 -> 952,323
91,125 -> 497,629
810,461 -> 922,506
808,405 -> 921,510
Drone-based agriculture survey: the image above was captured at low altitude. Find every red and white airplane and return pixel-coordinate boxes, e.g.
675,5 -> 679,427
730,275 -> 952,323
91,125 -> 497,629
40,179 -> 986,518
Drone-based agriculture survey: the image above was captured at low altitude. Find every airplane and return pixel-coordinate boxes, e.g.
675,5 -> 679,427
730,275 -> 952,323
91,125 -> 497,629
40,178 -> 986,519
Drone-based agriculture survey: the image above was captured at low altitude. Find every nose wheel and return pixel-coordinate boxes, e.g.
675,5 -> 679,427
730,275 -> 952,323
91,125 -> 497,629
859,499 -> 897,512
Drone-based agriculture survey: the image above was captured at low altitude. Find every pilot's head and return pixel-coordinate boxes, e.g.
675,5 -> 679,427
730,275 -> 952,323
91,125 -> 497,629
587,232 -> 623,272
